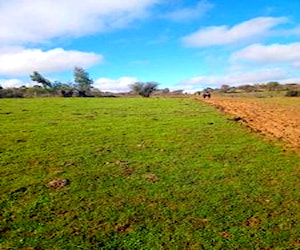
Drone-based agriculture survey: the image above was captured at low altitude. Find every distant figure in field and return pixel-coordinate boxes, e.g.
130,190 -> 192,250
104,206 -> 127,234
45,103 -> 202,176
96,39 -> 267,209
202,92 -> 211,99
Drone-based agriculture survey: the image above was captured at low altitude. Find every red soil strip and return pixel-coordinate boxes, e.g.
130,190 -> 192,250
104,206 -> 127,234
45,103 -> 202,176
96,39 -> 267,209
202,97 -> 300,150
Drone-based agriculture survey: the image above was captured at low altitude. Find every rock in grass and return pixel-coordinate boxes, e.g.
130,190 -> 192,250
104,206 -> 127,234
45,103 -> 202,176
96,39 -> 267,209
48,179 -> 69,189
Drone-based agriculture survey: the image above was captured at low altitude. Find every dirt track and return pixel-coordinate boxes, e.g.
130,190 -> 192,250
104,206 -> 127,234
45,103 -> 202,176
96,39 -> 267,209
201,97 -> 300,150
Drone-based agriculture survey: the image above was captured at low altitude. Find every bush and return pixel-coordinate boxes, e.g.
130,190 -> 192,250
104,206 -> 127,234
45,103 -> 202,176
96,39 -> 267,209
129,82 -> 158,97
285,90 -> 300,97
0,88 -> 24,98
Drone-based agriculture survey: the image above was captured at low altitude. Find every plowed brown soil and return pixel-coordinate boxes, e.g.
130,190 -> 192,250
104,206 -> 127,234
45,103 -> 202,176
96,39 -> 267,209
202,96 -> 300,150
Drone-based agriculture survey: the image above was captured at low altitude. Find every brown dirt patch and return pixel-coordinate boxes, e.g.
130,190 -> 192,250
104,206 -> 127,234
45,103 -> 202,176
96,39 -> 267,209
220,231 -> 232,239
201,96 -> 300,150
48,178 -> 69,189
143,173 -> 159,183
243,217 -> 262,227
116,223 -> 134,233
193,218 -> 209,229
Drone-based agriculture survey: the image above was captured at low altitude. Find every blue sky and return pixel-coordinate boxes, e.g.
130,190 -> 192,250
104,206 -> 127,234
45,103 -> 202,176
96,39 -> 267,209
0,0 -> 300,92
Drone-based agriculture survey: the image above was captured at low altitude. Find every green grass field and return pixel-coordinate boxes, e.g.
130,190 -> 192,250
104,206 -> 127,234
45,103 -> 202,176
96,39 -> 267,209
1,97 -> 300,249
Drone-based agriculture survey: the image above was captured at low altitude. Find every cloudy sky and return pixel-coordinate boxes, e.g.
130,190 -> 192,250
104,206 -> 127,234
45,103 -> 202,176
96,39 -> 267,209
0,0 -> 300,92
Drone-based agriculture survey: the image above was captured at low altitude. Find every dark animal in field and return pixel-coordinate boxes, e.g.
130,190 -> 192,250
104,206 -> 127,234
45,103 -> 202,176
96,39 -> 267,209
61,90 -> 73,97
202,92 -> 211,99
78,90 -> 87,97
77,90 -> 94,97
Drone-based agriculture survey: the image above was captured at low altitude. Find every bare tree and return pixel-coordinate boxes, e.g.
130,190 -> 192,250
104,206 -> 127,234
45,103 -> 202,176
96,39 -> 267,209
129,82 -> 158,97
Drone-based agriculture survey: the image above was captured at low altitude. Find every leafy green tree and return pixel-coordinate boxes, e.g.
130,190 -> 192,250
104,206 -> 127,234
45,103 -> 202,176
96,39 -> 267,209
266,81 -> 280,91
30,71 -> 52,89
74,67 -> 93,93
52,81 -> 73,90
129,82 -> 158,97
52,81 -> 74,97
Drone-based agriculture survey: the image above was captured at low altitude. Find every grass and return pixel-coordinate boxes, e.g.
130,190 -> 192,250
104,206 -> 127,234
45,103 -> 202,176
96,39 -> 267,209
0,97 -> 300,249
257,96 -> 300,108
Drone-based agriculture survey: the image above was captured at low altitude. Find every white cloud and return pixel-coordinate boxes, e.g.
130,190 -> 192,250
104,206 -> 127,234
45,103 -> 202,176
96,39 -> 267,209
94,77 -> 138,92
182,68 -> 288,89
164,0 -> 213,22
0,48 -> 102,77
231,43 -> 300,67
0,79 -> 28,88
0,0 -> 160,45
182,17 -> 287,47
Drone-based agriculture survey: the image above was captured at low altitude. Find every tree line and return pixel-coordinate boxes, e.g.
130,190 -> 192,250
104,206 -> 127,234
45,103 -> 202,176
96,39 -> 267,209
196,82 -> 300,97
0,67 -> 161,98
29,67 -> 94,97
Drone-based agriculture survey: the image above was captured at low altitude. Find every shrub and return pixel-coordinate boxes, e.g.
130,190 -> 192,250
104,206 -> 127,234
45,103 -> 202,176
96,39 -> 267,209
129,82 -> 158,97
0,88 -> 24,98
285,90 -> 300,97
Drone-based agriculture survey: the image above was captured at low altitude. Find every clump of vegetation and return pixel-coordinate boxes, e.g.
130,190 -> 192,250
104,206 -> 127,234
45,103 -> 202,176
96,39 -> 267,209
129,81 -> 158,97
195,82 -> 300,97
30,71 -> 53,89
1,68 -> 163,98
74,66 -> 94,97
286,90 -> 300,97
0,87 -> 24,98
266,81 -> 281,91
28,66 -> 96,97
